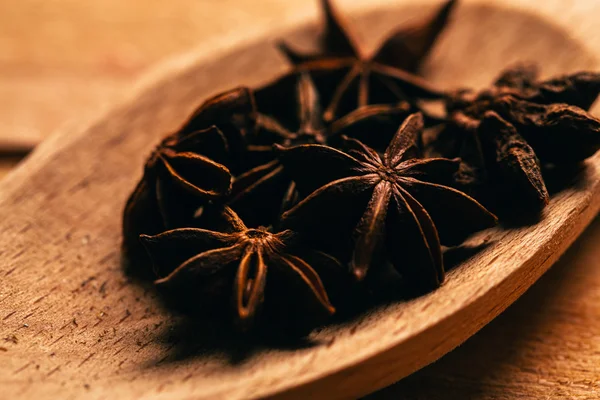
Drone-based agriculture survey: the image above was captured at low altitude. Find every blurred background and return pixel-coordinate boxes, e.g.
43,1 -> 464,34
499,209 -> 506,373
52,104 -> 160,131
0,0 -> 317,177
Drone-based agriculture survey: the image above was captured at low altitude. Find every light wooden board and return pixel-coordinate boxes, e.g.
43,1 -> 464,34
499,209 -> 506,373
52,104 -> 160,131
1,0 -> 600,399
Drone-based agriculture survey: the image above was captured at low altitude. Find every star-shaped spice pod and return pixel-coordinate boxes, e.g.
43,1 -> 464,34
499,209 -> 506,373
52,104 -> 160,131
450,63 -> 600,112
427,66 -> 600,217
122,87 -> 258,251
140,206 -> 337,332
230,71 -> 412,227
279,113 -> 497,292
470,111 -> 548,213
122,126 -> 232,262
228,72 -> 328,227
445,66 -> 600,162
173,87 -> 259,173
479,95 -> 600,164
277,0 -> 456,121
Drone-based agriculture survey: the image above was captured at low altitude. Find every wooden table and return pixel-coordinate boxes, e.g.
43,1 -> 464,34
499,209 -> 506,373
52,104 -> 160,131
1,0 -> 599,398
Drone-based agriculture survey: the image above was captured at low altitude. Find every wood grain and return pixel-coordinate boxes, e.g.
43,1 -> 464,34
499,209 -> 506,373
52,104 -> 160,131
373,216 -> 600,399
1,0 -> 600,399
0,0 -> 298,147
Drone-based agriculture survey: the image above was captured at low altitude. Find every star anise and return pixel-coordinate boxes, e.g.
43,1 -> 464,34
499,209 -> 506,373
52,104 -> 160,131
277,0 -> 456,121
427,109 -> 550,216
122,126 -> 232,260
492,63 -> 539,91
426,66 -> 600,217
119,0 -> 600,336
229,71 -> 411,226
140,206 -> 337,331
475,111 -> 549,212
279,0 -> 457,71
123,88 -> 257,262
173,87 -> 270,180
487,95 -> 600,164
278,113 -> 497,292
226,72 -> 327,227
251,69 -> 413,149
450,63 -> 600,112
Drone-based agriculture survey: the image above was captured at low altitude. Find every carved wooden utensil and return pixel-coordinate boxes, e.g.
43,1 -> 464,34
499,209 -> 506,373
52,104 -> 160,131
1,0 -> 599,398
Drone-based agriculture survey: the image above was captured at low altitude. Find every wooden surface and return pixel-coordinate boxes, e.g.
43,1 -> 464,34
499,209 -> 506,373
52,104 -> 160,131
1,0 -> 600,398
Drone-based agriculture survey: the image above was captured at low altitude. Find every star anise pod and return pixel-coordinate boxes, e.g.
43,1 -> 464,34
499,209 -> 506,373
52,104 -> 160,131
229,71 -> 411,227
427,109 -> 550,216
140,206 -> 337,332
488,95 -> 600,164
251,70 -> 413,149
450,63 -> 600,112
277,0 -> 456,121
475,111 -> 549,212
227,72 -> 327,227
278,113 -> 497,292
173,87 -> 261,173
493,63 -> 539,91
279,0 -> 457,71
426,66 -> 600,217
122,126 -> 232,261
122,88 -> 258,263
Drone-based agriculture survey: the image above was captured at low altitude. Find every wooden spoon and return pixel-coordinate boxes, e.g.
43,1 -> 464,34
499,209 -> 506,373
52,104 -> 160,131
1,1 -> 599,399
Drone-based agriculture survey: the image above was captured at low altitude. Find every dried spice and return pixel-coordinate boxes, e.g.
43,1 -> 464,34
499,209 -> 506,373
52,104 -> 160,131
279,113 -> 497,292
121,1 -> 600,335
141,206 -> 337,331
122,126 -> 232,259
230,71 -> 412,226
278,0 -> 457,72
431,110 -> 550,215
489,95 -> 600,164
451,64 -> 600,111
175,87 -> 258,172
277,0 -> 456,121
493,63 -> 539,91
478,112 -> 549,211
250,71 -> 411,149
426,66 -> 600,216
445,65 -> 600,162
123,88 -> 257,259
227,72 -> 323,227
